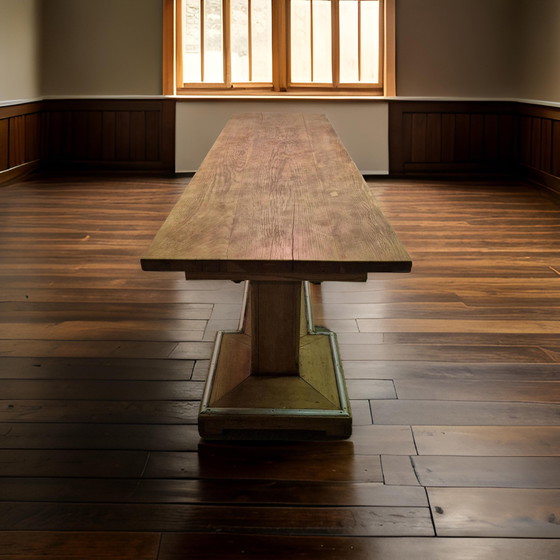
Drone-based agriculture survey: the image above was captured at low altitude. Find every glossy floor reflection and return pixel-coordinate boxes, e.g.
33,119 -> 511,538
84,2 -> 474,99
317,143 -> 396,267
0,174 -> 559,557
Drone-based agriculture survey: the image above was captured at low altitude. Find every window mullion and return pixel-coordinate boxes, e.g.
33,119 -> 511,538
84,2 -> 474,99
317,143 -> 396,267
248,0 -> 253,82
383,0 -> 395,94
358,0 -> 362,82
199,0 -> 205,82
273,0 -> 288,90
310,0 -> 314,83
223,0 -> 232,86
331,0 -> 340,87
173,0 -> 181,90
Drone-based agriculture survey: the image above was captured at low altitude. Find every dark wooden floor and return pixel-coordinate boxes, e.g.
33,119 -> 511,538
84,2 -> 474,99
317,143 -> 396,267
0,173 -> 559,558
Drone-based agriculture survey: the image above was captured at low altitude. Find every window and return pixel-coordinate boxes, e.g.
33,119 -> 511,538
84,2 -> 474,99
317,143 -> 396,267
163,0 -> 395,95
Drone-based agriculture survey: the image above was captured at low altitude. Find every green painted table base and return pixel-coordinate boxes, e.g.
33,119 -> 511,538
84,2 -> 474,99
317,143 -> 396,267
199,282 -> 352,440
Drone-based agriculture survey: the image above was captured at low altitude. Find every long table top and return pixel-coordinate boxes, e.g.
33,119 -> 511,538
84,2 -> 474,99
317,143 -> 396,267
141,112 -> 411,281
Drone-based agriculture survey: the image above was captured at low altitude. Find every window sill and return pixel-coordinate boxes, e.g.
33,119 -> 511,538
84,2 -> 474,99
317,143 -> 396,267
170,93 -> 388,101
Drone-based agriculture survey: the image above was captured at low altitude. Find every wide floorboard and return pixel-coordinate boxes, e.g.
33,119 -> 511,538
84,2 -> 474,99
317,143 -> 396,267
0,173 -> 559,558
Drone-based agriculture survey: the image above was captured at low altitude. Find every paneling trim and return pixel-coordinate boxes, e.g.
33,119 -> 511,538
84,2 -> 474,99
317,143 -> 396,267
0,102 -> 43,183
517,103 -> 560,195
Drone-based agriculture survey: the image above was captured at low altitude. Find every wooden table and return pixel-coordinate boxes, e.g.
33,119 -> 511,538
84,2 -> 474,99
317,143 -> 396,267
141,113 -> 411,440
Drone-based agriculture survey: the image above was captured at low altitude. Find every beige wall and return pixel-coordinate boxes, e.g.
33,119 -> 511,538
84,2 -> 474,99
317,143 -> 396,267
41,0 -> 162,96
0,0 -> 41,103
517,0 -> 560,104
4,1 -> 560,102
396,0 -> 516,98
35,0 -> 524,100
396,0 -> 560,103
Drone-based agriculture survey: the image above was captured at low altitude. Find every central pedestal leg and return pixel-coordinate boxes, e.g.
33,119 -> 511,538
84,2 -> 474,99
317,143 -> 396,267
250,281 -> 301,376
198,280 -> 352,440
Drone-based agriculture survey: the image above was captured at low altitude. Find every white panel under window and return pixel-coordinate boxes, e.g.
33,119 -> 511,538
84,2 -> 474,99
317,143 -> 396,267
176,101 -> 390,173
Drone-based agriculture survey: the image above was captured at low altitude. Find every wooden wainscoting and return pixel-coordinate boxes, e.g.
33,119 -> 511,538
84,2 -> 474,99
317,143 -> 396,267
1,99 -> 176,185
2,98 -> 559,192
389,100 -> 560,196
389,101 -> 518,176
0,102 -> 43,183
42,99 -> 176,172
518,103 -> 560,195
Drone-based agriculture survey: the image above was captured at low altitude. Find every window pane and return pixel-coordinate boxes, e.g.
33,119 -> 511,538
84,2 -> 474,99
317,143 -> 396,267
290,0 -> 311,83
339,0 -> 380,84
179,0 -> 382,91
339,0 -> 359,83
251,0 -> 272,82
183,0 -> 201,82
360,0 -> 379,83
230,0 -> 249,82
203,0 -> 223,82
312,0 -> 332,83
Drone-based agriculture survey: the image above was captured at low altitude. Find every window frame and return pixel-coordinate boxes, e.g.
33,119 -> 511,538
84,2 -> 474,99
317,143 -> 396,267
163,0 -> 395,96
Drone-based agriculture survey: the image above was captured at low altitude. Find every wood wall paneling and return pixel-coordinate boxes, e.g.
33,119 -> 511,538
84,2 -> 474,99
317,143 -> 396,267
540,118 -> 552,173
516,104 -> 560,195
553,120 -> 560,178
389,100 -> 560,196
9,115 -> 25,168
25,112 -> 41,163
0,118 -> 8,171
1,100 -> 175,185
41,99 -> 175,172
389,102 -> 519,176
498,114 -> 515,162
1,98 -> 559,189
0,102 -> 43,183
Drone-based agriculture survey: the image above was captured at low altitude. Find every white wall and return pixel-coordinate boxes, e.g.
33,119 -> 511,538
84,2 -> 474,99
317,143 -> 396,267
0,0 -> 41,103
176,101 -> 389,173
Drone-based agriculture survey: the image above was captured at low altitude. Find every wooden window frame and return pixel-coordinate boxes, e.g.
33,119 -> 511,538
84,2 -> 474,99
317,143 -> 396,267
163,0 -> 395,96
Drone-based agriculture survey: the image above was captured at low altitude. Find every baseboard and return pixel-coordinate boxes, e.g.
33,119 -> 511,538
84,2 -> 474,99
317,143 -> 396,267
0,161 -> 40,186
521,166 -> 560,201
